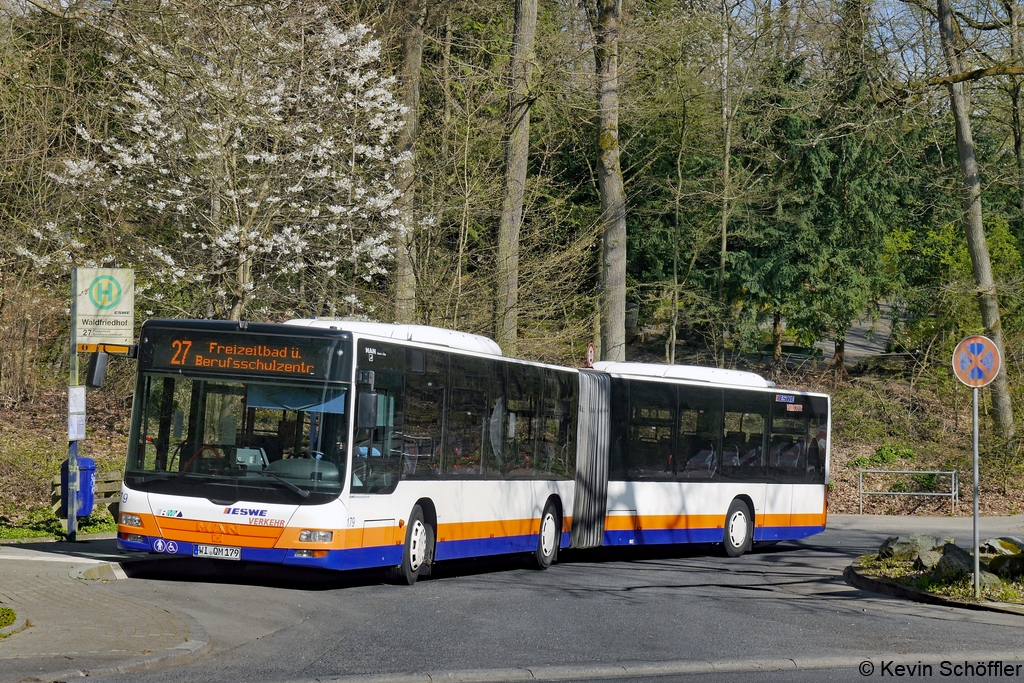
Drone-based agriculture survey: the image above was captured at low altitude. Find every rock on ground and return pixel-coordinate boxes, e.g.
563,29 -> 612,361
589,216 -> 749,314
930,543 -> 1002,588
989,553 -> 1024,580
878,533 -> 955,562
981,537 -> 1023,555
912,549 -> 942,571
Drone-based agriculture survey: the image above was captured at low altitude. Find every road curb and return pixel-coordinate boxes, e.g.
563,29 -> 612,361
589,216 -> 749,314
0,532 -> 117,545
0,614 -> 28,638
71,561 -> 128,581
845,556 -> 1024,616
268,651 -> 1024,683
21,608 -> 212,680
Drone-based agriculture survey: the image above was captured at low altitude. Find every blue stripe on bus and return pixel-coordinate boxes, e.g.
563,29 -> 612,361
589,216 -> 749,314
603,525 -> 827,546
603,527 -> 723,546
281,546 -> 402,571
755,525 -> 825,541
435,534 -> 537,560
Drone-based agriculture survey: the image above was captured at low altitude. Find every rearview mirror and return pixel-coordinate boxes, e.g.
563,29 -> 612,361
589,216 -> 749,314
357,392 -> 379,430
85,351 -> 109,388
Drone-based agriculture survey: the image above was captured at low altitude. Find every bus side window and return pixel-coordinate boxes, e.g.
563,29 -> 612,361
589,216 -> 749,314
677,386 -> 721,481
352,371 -> 403,494
607,378 -> 630,481
769,396 -> 805,484
505,364 -> 541,478
482,359 -> 505,477
626,380 -> 675,481
402,350 -> 445,480
720,391 -> 768,482
446,356 -> 487,479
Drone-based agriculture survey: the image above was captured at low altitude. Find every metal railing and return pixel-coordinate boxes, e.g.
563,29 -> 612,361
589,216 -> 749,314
858,469 -> 959,515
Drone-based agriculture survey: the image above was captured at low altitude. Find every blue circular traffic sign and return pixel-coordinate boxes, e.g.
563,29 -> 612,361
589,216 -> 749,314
952,335 -> 1001,388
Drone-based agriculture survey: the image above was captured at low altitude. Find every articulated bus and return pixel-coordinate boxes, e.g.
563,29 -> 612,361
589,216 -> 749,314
117,319 -> 830,583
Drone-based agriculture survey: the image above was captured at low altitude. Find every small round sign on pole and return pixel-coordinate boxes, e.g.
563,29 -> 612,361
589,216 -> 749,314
951,334 -> 1002,599
585,342 -> 596,368
952,335 -> 1001,388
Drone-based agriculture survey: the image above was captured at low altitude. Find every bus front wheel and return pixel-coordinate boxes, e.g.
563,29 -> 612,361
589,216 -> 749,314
534,501 -> 560,569
723,499 -> 752,558
396,505 -> 434,585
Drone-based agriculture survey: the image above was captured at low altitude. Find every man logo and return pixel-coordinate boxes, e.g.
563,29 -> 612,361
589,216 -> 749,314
88,275 -> 122,310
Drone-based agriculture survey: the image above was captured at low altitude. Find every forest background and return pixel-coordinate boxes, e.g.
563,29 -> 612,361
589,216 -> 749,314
2,0 -> 1024,534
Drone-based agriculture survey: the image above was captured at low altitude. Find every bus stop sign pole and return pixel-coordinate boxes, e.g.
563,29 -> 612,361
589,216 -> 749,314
951,335 -> 1001,599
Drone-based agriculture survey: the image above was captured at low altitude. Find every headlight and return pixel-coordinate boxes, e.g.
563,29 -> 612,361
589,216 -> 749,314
119,513 -> 142,527
299,530 -> 333,543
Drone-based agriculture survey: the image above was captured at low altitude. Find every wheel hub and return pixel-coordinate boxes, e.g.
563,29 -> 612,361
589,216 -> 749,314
728,511 -> 748,547
408,519 -> 427,571
540,512 -> 556,556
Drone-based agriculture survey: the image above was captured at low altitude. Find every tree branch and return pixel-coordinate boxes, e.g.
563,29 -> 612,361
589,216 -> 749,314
18,0 -> 121,41
929,65 -> 1024,85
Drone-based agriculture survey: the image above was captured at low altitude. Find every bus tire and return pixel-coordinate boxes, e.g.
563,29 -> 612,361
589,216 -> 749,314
396,505 -> 434,585
534,501 -> 560,569
723,499 -> 752,558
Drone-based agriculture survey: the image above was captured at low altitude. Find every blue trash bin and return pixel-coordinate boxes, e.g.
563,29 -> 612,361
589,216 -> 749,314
60,457 -> 96,518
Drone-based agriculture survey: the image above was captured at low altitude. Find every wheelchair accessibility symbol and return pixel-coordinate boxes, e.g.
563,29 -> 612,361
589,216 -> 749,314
166,541 -> 178,554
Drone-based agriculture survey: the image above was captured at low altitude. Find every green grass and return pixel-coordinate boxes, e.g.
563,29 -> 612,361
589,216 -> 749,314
847,443 -> 917,470
858,555 -> 1024,604
0,507 -> 117,540
0,606 -> 15,630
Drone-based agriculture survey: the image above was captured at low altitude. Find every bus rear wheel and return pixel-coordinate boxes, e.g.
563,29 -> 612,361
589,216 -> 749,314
723,499 -> 752,558
534,501 -> 560,569
396,505 -> 434,585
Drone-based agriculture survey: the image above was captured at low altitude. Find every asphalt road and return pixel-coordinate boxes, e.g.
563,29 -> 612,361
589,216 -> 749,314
93,514 -> 1024,683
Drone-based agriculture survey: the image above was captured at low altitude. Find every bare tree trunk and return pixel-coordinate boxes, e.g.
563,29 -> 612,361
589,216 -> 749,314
1008,0 -> 1024,213
589,0 -> 627,362
717,0 -> 732,305
937,0 -> 1016,447
394,0 -> 426,324
834,333 -> 846,377
667,207 -> 679,365
495,0 -> 537,355
441,13 -> 453,162
717,0 -> 734,369
772,310 -> 783,364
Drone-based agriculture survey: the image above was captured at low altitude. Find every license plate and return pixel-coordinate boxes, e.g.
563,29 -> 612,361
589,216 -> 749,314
193,544 -> 241,560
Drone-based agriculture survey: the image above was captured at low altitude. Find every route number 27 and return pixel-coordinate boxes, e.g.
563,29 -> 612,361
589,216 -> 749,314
170,339 -> 192,365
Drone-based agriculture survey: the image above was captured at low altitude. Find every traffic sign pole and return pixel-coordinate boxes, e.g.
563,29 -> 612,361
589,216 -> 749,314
951,334 -> 1001,601
68,268 -> 79,542
973,387 -> 980,599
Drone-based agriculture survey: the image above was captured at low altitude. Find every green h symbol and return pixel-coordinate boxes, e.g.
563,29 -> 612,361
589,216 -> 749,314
89,276 -> 121,310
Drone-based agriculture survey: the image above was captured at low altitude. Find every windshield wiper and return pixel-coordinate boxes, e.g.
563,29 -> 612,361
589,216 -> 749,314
254,470 -> 310,498
130,472 -> 233,484
130,472 -> 174,484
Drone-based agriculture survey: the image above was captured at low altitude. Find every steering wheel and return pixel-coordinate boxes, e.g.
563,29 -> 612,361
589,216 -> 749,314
181,445 -> 222,472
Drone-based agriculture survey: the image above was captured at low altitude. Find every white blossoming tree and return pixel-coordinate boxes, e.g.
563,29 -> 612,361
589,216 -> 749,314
47,1 -> 406,320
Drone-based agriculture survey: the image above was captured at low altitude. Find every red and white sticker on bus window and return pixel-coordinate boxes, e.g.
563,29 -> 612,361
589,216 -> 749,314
786,404 -> 803,412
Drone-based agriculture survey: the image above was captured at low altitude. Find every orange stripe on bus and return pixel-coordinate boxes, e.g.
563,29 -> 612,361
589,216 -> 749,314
604,512 -> 827,532
605,514 -> 724,531
436,518 -> 537,543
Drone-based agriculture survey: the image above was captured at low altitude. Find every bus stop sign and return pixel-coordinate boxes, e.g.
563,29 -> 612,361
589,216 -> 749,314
952,335 -> 1001,388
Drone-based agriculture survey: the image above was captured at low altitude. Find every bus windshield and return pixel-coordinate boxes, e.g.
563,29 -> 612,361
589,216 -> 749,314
127,374 -> 349,504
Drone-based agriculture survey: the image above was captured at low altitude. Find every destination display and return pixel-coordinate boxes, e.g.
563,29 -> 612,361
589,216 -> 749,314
144,329 -> 345,381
